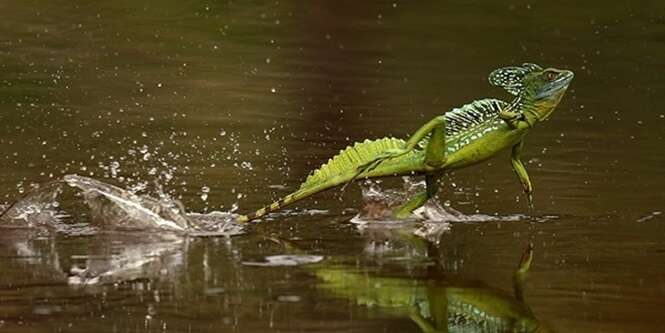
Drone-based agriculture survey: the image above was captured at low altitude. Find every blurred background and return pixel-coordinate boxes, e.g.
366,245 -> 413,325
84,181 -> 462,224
1,1 -> 664,332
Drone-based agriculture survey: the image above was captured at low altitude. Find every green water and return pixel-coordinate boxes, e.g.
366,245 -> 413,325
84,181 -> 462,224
1,1 -> 665,332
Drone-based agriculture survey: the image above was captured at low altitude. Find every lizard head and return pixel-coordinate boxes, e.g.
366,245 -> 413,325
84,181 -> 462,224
489,63 -> 574,122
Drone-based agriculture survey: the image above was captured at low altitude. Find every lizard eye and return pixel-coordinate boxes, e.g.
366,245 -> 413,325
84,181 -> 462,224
546,71 -> 558,81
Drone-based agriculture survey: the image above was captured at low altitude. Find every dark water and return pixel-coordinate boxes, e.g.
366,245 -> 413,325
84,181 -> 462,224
1,1 -> 665,332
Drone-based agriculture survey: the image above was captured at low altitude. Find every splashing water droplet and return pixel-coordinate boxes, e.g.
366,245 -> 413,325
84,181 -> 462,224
200,186 -> 210,202
110,161 -> 120,178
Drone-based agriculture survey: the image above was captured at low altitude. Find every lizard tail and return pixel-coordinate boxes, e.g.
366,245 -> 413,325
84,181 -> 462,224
236,179 -> 340,223
236,137 -> 419,224
236,189 -> 305,223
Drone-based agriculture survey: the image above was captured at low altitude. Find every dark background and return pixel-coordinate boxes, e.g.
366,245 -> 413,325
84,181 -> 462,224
1,1 -> 664,332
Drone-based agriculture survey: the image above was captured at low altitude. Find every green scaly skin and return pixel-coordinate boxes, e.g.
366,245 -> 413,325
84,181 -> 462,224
237,63 -> 573,223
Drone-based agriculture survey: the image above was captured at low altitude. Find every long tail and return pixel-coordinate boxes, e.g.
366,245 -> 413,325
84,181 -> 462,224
236,166 -> 371,223
236,184 -> 330,223
236,137 -> 421,223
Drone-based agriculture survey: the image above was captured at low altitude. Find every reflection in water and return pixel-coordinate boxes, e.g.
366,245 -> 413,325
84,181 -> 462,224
1,173 -> 563,331
0,173 -> 561,331
0,229 -> 253,331
315,244 -> 553,333
67,234 -> 186,286
0,222 -> 554,332
1,0 -> 664,331
0,215 -> 193,290
0,231 -> 186,286
242,254 -> 324,267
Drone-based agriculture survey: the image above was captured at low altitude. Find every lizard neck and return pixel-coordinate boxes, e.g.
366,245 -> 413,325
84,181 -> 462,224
512,87 -> 566,127
510,95 -> 539,128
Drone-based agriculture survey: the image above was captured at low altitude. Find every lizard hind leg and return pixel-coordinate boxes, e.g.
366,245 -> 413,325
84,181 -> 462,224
393,115 -> 448,219
345,115 -> 448,190
392,173 -> 442,219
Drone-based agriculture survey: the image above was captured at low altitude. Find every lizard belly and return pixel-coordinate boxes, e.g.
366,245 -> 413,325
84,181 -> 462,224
444,126 -> 526,170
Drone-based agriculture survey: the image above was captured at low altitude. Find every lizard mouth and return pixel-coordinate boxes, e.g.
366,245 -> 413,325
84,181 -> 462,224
536,70 -> 574,99
555,70 -> 574,86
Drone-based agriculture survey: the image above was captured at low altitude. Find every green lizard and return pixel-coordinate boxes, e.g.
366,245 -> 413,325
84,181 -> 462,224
237,63 -> 573,223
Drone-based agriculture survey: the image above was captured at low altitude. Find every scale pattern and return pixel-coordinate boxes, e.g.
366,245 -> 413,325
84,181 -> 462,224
299,137 -> 411,190
444,98 -> 507,137
414,98 -> 508,151
304,99 -> 509,189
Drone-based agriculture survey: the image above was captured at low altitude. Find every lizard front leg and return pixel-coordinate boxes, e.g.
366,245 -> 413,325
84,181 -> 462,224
499,103 -> 537,129
510,141 -> 534,214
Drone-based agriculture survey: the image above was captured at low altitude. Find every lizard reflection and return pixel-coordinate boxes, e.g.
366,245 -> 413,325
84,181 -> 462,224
314,242 -> 553,333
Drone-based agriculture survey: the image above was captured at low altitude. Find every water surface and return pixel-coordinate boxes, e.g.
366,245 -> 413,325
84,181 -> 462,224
1,1 -> 665,332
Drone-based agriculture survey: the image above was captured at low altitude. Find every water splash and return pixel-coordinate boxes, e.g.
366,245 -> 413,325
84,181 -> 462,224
186,211 -> 245,236
64,174 -> 191,232
353,178 -> 528,223
350,178 -> 533,241
0,181 -> 69,231
0,175 -> 245,237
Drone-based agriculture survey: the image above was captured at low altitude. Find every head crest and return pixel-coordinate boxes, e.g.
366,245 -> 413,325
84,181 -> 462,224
488,63 -> 543,95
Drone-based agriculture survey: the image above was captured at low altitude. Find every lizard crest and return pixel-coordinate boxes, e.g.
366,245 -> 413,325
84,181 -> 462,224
488,63 -> 543,96
491,63 -> 574,123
